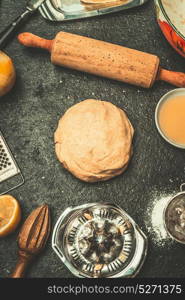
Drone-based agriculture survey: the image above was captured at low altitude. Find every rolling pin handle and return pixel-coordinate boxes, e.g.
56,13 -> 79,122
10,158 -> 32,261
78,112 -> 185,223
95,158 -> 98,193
18,32 -> 53,52
158,68 -> 185,87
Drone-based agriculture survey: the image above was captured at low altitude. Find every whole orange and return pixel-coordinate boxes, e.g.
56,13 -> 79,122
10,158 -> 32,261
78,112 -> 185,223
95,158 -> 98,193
0,51 -> 16,97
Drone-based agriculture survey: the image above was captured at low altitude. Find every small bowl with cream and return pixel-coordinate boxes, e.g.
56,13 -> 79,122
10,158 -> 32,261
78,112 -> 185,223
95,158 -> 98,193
155,88 -> 185,149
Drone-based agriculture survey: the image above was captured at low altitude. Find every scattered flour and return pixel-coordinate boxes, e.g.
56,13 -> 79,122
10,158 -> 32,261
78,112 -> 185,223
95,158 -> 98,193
145,192 -> 176,248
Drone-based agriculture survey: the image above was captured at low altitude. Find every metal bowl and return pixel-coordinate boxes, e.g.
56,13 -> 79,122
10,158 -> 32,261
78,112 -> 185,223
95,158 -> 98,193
155,0 -> 185,58
155,88 -> 185,149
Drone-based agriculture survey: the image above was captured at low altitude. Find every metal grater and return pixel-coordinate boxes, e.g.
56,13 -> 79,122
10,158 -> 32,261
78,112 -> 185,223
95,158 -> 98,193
0,131 -> 24,195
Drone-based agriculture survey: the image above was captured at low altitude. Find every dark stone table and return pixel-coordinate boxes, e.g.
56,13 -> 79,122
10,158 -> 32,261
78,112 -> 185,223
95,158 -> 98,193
0,0 -> 185,278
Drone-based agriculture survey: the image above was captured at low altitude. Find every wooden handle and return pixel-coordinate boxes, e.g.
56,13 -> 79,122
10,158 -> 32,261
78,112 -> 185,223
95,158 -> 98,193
11,253 -> 32,278
18,32 -> 53,52
158,68 -> 185,87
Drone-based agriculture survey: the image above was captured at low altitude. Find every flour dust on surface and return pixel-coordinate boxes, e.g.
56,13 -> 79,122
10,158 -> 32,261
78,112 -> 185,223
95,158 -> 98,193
144,191 -> 176,248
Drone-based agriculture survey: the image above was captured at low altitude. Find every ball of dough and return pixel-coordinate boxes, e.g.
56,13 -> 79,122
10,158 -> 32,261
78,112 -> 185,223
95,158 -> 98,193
54,99 -> 134,182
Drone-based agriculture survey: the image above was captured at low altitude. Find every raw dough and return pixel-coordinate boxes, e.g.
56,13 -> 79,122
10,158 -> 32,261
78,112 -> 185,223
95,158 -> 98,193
81,0 -> 118,3
54,99 -> 134,182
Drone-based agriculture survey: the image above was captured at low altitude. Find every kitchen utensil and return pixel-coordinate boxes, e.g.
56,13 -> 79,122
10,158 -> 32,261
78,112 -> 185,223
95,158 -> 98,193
11,204 -> 51,278
155,88 -> 185,149
0,0 -> 46,49
18,32 -> 185,88
164,183 -> 185,244
52,203 -> 147,278
155,0 -> 185,58
39,0 -> 149,22
0,131 -> 24,196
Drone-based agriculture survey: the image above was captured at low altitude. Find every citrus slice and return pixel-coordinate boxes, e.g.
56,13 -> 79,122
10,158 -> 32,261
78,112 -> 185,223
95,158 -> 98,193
0,195 -> 21,237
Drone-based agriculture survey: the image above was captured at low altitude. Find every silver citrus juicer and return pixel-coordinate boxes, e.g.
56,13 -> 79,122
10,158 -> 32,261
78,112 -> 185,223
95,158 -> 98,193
52,203 -> 148,278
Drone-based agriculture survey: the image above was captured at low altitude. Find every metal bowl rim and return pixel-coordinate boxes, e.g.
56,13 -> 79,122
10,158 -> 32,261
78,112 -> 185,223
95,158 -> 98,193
155,88 -> 185,149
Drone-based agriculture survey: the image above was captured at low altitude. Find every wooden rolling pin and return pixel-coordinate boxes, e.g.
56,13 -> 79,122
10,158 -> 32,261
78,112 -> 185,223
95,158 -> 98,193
18,32 -> 185,88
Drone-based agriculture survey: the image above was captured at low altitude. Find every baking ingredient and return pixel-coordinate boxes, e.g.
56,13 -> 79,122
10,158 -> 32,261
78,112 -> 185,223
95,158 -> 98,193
158,95 -> 185,145
0,195 -> 21,237
81,0 -> 129,10
0,51 -> 16,97
18,32 -> 185,88
145,192 -> 175,247
54,99 -> 134,182
81,0 -> 118,3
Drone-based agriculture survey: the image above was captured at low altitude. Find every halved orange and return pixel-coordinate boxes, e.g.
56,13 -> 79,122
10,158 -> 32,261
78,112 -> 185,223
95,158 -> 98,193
0,195 -> 21,237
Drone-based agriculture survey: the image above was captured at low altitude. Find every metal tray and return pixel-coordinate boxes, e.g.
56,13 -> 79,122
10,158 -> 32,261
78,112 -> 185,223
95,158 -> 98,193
39,0 -> 148,21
